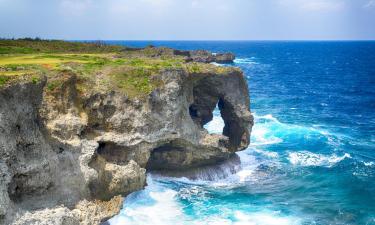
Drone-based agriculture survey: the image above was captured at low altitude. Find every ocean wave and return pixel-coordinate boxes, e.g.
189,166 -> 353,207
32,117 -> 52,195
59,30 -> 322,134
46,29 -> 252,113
234,57 -> 258,65
109,187 -> 185,225
250,114 -> 283,146
210,62 -> 224,67
252,148 -> 279,158
152,150 -> 259,186
150,155 -> 242,183
110,175 -> 301,225
232,211 -> 300,225
223,149 -> 280,184
363,161 -> 375,167
287,151 -> 351,167
205,111 -> 336,150
251,113 -> 341,149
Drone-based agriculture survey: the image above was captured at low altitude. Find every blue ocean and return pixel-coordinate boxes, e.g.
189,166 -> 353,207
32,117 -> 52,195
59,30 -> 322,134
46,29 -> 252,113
106,41 -> 375,225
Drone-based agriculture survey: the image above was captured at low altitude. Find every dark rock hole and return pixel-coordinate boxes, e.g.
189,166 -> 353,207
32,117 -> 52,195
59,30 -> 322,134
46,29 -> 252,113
146,142 -> 188,170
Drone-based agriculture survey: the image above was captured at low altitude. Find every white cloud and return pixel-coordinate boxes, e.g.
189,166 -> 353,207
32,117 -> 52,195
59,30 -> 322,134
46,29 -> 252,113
364,0 -> 375,8
140,0 -> 172,8
60,0 -> 92,16
1,0 -> 374,40
301,1 -> 344,12
279,0 -> 345,12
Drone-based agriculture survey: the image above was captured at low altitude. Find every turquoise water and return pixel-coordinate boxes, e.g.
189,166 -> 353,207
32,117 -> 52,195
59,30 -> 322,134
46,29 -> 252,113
107,41 -> 375,225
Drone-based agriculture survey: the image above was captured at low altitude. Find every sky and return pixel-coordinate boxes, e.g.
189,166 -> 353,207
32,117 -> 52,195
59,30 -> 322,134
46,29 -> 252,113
0,0 -> 375,40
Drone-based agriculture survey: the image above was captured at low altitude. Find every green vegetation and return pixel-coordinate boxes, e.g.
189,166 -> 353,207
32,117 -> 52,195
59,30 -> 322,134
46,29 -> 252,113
0,75 -> 10,86
0,39 -> 234,96
0,38 -> 123,54
109,67 -> 155,97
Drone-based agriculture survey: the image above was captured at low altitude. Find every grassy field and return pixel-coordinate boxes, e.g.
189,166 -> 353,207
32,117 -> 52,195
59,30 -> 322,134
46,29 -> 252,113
0,52 -> 182,97
0,39 -> 233,98
0,38 -> 124,54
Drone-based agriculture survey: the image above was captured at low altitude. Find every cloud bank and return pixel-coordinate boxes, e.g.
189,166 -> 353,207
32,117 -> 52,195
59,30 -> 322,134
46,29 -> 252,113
0,0 -> 374,40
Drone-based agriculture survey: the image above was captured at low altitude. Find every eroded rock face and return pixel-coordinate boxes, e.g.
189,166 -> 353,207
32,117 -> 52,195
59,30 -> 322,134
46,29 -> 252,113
134,46 -> 236,63
187,50 -> 235,64
0,61 -> 252,224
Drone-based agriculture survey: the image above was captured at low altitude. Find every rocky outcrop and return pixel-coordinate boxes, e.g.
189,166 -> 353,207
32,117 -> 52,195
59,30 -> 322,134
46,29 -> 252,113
129,46 -> 236,63
183,50 -> 235,64
0,54 -> 252,224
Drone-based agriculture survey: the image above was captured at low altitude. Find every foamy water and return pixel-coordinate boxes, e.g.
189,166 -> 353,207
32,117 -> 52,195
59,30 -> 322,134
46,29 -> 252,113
288,151 -> 351,167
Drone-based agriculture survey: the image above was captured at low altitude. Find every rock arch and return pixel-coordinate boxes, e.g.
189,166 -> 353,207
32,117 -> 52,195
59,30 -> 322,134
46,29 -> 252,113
189,73 -> 253,151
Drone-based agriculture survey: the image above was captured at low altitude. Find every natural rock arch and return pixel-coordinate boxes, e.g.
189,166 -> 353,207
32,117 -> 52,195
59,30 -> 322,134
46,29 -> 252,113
189,74 -> 253,151
147,70 -> 253,171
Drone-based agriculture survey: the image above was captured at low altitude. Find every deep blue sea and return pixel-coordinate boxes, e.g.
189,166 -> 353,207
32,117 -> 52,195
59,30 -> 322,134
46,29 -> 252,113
105,41 -> 375,225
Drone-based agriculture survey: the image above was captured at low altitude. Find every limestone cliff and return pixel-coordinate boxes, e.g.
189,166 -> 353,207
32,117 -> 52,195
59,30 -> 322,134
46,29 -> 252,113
0,46 -> 253,225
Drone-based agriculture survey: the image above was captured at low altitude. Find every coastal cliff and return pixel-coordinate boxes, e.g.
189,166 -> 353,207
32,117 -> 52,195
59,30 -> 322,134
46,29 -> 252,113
0,40 -> 253,225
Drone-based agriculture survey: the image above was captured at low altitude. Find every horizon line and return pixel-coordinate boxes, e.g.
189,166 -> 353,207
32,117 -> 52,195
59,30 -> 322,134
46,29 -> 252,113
67,39 -> 375,42
2,37 -> 375,42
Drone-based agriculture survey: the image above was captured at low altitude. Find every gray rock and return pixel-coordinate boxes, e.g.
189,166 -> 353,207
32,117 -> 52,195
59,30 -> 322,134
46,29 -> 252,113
134,46 -> 236,63
188,50 -> 235,64
0,57 -> 252,224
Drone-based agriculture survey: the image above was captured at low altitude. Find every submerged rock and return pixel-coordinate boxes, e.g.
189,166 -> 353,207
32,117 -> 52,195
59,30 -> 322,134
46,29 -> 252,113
0,47 -> 252,224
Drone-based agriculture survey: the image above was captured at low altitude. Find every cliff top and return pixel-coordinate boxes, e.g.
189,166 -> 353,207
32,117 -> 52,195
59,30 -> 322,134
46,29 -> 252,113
0,39 -> 237,98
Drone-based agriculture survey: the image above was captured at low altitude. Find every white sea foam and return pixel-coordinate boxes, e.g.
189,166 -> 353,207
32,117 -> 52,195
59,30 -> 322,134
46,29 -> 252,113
110,188 -> 185,225
254,113 -> 279,122
250,112 -> 341,149
288,151 -> 351,167
110,175 -> 301,225
253,148 -> 279,158
159,150 -> 259,187
234,57 -> 258,65
232,211 -> 300,225
251,113 -> 283,146
210,62 -> 223,67
236,169 -> 255,182
363,161 -> 375,167
204,115 -> 225,134
206,110 -> 333,149
251,125 -> 283,146
230,150 -> 262,183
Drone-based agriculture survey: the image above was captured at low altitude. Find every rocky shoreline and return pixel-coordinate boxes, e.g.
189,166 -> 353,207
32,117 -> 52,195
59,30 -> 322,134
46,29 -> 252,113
0,43 -> 253,225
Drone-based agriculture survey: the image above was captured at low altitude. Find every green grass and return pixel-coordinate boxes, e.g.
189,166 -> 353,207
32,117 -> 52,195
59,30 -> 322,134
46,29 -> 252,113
0,54 -> 102,67
0,39 -> 237,96
46,79 -> 63,91
103,57 -> 187,97
0,72 -> 42,87
0,70 -> 35,76
108,67 -> 154,97
0,39 -> 124,54
0,75 -> 10,86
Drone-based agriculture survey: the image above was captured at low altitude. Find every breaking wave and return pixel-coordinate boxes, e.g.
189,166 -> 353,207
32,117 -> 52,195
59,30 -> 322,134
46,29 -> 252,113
250,113 -> 336,147
234,57 -> 259,65
109,175 -> 301,225
288,151 -> 351,167
204,114 -> 225,134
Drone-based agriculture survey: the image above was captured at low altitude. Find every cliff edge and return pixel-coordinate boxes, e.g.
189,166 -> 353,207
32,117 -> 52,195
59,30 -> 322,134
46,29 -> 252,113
0,40 -> 253,225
